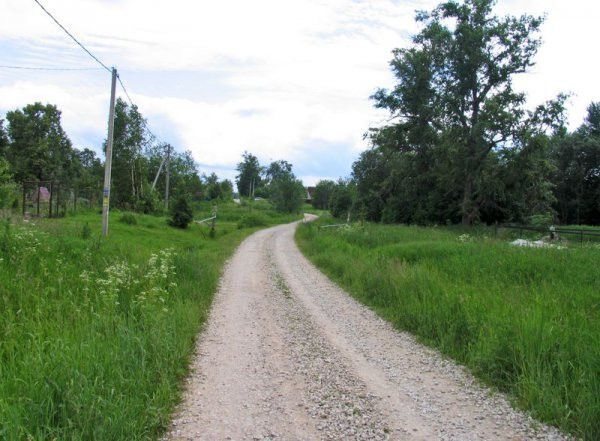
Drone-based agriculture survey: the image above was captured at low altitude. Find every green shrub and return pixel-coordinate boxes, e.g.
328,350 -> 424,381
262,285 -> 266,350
330,181 -> 354,219
169,197 -> 194,229
81,222 -> 91,239
529,213 -> 554,228
119,212 -> 138,225
237,212 -> 268,229
135,184 -> 161,214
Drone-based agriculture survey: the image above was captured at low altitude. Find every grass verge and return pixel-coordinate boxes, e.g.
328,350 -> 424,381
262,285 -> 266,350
0,202 -> 299,440
296,220 -> 599,440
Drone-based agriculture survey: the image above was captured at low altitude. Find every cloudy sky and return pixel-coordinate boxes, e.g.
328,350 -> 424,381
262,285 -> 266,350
1,0 -> 598,184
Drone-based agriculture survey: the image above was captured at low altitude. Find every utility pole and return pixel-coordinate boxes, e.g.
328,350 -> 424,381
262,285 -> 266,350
164,143 -> 171,211
102,67 -> 117,237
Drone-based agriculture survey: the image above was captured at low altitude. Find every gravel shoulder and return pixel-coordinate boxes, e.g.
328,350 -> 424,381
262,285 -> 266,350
166,217 -> 569,440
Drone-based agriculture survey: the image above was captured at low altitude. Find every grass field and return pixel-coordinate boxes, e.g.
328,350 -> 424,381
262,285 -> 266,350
296,219 -> 600,440
0,202 -> 299,440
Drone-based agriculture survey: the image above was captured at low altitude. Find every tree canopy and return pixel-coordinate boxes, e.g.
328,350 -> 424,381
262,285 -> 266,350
354,0 -> 588,225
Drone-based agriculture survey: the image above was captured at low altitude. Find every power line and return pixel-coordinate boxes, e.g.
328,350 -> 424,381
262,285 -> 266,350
116,73 -> 160,142
0,64 -> 103,71
28,0 -> 174,153
31,0 -> 112,73
116,74 -> 135,107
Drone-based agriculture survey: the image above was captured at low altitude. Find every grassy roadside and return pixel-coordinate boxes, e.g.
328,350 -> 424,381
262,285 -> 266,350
296,220 -> 599,440
0,202 -> 299,440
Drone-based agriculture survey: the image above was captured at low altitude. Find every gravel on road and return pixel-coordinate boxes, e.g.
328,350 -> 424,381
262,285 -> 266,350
166,217 -> 569,441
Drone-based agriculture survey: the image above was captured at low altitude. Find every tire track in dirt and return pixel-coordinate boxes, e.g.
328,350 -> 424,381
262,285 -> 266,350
166,217 -> 568,440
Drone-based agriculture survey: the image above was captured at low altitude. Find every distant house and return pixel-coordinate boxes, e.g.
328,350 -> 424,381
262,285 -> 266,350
305,186 -> 316,204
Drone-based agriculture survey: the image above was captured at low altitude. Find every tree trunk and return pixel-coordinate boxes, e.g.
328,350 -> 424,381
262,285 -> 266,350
461,174 -> 477,225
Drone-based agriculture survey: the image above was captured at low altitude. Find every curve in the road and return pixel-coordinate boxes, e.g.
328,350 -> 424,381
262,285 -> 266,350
166,218 -> 568,441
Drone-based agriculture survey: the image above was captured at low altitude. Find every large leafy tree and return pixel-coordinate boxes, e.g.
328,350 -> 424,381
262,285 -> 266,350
106,98 -> 149,208
551,103 -> 600,225
371,0 -> 546,224
312,179 -> 336,210
270,172 -> 305,214
235,151 -> 263,197
264,160 -> 292,184
5,103 -> 78,185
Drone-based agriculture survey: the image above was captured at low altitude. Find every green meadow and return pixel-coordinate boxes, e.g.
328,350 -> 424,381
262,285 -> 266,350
0,202 -> 298,440
296,220 -> 600,440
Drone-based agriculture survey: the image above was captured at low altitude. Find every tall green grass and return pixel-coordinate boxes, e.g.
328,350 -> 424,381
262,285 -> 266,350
0,203 -> 299,440
296,221 -> 600,440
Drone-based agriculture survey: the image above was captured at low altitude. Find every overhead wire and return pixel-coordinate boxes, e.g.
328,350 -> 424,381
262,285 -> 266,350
28,0 -> 173,155
0,64 -> 104,71
116,73 -> 160,144
31,0 -> 112,73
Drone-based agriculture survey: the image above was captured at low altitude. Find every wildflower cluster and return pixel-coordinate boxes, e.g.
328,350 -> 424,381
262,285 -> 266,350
136,248 -> 177,313
80,248 -> 177,315
457,233 -> 473,243
95,261 -> 133,308
0,224 -> 47,263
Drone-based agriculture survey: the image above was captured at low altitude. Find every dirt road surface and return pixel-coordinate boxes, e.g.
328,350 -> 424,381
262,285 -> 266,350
167,217 -> 567,440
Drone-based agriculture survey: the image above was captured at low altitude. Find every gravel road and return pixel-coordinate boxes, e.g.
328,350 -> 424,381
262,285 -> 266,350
167,217 -> 568,441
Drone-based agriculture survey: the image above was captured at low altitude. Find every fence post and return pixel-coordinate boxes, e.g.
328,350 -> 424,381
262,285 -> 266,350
49,181 -> 53,218
56,184 -> 60,217
210,205 -> 217,237
36,185 -> 40,217
22,182 -> 26,217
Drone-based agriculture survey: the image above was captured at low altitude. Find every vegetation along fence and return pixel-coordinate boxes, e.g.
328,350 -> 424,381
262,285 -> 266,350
496,223 -> 600,244
22,181 -> 101,218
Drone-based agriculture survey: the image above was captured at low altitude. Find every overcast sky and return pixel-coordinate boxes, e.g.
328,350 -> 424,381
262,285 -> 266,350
1,0 -> 598,184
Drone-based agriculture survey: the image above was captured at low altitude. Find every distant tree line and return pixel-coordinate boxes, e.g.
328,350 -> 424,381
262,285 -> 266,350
0,99 -> 234,212
235,152 -> 305,213
315,0 -> 599,226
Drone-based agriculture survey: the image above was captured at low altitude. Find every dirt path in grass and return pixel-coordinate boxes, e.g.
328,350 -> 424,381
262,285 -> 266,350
166,216 -> 568,441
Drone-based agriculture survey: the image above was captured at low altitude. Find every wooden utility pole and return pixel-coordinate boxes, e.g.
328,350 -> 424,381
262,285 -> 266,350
102,67 -> 117,237
165,144 -> 171,211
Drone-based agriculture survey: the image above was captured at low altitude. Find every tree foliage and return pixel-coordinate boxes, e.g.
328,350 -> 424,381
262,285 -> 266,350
236,151 -> 263,197
265,160 -> 304,213
5,103 -> 80,186
312,180 -> 336,210
330,180 -> 355,219
358,0 -> 586,225
169,196 -> 194,229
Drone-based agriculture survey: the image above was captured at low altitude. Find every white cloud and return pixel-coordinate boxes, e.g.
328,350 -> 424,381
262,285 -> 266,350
0,0 -> 598,183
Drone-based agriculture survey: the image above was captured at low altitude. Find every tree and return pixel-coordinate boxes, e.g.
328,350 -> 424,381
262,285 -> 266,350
73,148 -> 103,192
550,103 -> 600,225
0,157 -> 15,209
219,179 -> 233,201
5,103 -> 78,185
169,196 -> 194,229
582,102 -> 600,137
265,160 -> 292,184
0,119 -> 8,159
330,180 -> 355,219
371,0 -> 548,224
235,151 -> 262,197
270,173 -> 305,213
205,173 -> 222,200
107,98 -> 149,209
312,180 -> 336,210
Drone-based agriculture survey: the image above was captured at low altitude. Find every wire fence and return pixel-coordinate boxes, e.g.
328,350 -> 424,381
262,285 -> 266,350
496,223 -> 600,244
